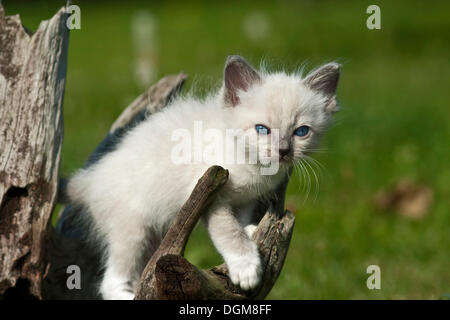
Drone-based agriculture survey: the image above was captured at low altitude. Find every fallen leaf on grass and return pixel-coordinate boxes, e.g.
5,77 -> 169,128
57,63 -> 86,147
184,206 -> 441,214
374,179 -> 433,219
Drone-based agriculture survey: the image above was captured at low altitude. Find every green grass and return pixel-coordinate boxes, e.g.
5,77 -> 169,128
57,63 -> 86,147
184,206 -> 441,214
4,0 -> 449,299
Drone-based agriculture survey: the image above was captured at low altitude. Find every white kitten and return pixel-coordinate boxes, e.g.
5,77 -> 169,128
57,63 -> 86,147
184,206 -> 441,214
66,55 -> 340,299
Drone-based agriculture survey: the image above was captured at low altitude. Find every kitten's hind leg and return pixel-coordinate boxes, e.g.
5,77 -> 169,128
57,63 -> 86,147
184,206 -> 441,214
100,262 -> 135,300
99,222 -> 147,300
236,200 -> 259,239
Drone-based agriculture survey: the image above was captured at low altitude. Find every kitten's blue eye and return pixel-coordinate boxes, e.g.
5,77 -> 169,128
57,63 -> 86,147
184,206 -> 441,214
294,126 -> 310,137
255,124 -> 271,135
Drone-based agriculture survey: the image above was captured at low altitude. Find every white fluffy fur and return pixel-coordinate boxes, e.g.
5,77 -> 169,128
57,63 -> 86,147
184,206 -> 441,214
67,57 -> 339,299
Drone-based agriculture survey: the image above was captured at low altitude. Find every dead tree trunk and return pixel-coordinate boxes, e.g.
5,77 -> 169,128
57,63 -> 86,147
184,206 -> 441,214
0,5 -> 69,298
0,5 -> 295,300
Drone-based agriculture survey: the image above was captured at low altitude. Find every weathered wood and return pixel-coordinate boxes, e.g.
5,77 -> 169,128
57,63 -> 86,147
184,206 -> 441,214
135,165 -> 229,300
142,159 -> 294,300
153,209 -> 295,300
135,165 -> 294,300
110,73 -> 187,133
0,5 -> 69,298
155,254 -> 246,300
247,208 -> 295,299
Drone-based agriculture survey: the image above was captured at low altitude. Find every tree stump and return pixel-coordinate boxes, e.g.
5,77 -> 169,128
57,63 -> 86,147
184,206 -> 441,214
0,5 -> 69,298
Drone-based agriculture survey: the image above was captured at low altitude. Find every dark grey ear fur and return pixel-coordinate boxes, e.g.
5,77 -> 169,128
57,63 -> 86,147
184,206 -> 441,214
305,62 -> 341,113
224,55 -> 261,106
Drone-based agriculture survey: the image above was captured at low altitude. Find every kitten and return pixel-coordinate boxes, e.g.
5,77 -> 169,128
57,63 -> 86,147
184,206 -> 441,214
65,55 -> 340,299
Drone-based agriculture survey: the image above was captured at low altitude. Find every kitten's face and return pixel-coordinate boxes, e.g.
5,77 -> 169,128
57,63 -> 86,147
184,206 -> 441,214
222,56 -> 340,169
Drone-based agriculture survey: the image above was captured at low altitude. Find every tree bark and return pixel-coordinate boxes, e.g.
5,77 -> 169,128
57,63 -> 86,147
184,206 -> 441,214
110,73 -> 187,133
0,5 -> 69,298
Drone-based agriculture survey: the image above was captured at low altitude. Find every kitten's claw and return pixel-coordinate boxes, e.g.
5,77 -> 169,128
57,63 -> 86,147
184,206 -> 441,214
227,249 -> 262,291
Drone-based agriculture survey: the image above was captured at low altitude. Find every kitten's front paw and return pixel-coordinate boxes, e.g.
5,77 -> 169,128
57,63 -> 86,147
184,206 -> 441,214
244,224 -> 258,239
227,249 -> 262,291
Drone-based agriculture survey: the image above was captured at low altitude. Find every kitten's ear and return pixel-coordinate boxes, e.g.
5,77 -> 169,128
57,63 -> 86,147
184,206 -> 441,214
305,62 -> 341,113
224,55 -> 261,106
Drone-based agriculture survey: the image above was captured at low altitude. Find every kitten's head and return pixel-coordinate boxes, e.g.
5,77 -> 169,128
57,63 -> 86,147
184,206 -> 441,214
221,55 -> 340,169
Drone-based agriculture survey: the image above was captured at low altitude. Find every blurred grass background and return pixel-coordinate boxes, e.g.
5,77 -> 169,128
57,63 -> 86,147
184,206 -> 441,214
4,0 -> 449,299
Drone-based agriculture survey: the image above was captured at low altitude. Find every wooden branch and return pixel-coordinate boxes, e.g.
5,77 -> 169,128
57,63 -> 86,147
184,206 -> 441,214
135,169 -> 294,300
110,73 -> 187,133
135,166 -> 229,300
0,5 -> 69,298
149,203 -> 295,300
139,163 -> 295,300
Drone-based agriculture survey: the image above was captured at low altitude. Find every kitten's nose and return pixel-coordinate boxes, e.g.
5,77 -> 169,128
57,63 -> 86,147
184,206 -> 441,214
279,148 -> 290,158
279,139 -> 290,159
